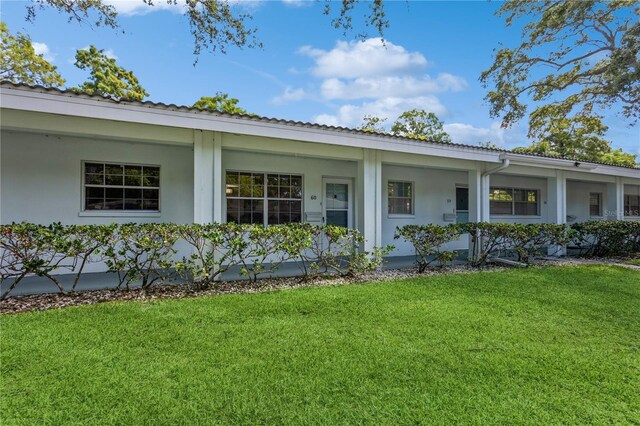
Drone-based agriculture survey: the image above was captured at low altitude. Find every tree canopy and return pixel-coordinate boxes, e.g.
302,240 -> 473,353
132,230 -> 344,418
358,115 -> 387,133
0,22 -> 65,87
192,92 -> 248,115
481,1 -> 640,129
73,45 -> 148,101
24,0 -> 388,59
513,111 -> 637,167
357,109 -> 452,143
482,1 -> 639,167
391,109 -> 452,143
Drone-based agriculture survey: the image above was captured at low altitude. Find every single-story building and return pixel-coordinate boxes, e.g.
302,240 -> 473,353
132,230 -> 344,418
2,81 -> 640,263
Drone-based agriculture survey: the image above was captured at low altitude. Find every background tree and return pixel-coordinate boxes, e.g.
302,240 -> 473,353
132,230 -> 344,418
24,0 -> 388,58
358,115 -> 387,133
481,1 -> 639,167
390,109 -> 452,143
481,1 -> 640,129
478,141 -> 501,150
73,45 -> 148,100
0,22 -> 64,87
192,92 -> 248,114
513,110 -> 637,167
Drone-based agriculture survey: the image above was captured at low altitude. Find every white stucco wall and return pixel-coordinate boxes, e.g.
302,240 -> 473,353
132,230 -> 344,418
1,130 -> 194,225
566,180 -> 608,223
381,164 -> 469,256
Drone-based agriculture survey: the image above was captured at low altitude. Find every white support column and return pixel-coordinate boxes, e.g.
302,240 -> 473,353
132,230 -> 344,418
547,170 -> 567,256
467,168 -> 482,223
467,168 -> 487,260
212,131 -> 223,224
547,170 -> 567,225
193,129 -> 214,224
480,173 -> 491,223
605,177 -> 624,220
358,149 -> 382,252
0,133 -> 2,225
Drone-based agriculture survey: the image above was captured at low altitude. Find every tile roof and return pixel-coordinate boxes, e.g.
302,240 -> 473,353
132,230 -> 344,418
1,81 -> 638,170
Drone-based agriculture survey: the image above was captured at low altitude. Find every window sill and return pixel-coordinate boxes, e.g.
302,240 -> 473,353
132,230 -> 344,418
490,215 -> 542,219
78,211 -> 161,218
388,214 -> 416,219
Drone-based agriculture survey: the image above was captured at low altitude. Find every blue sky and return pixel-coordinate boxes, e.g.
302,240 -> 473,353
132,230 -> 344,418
2,0 -> 638,155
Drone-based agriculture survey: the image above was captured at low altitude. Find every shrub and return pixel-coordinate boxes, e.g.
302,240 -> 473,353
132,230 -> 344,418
460,223 -> 572,266
8,220 -> 635,297
507,224 -> 572,262
237,224 -> 292,282
395,224 -> 462,272
302,225 -> 387,278
461,222 -> 516,267
174,223 -> 241,288
0,222 -> 75,298
66,224 -> 115,290
103,223 -> 179,289
570,220 -> 640,257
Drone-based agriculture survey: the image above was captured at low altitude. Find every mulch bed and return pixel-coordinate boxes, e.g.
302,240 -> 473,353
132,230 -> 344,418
0,265 -> 480,314
1,258 -> 635,314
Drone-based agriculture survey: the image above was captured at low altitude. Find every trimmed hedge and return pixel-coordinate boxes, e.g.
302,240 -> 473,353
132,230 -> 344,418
2,220 -> 638,297
0,222 -> 392,298
396,221 -> 639,268
394,224 -> 462,272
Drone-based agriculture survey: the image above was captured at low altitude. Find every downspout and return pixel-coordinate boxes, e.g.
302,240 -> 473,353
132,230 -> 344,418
471,157 -> 510,263
480,157 -> 510,219
482,157 -> 510,178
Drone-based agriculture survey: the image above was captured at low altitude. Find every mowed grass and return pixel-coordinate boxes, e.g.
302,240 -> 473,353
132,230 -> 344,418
2,266 -> 639,425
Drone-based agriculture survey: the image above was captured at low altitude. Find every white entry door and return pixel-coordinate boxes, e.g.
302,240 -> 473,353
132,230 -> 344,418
323,178 -> 353,228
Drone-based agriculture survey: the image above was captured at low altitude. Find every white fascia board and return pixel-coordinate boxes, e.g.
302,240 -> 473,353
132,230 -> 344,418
1,109 -> 193,145
380,150 -> 479,171
501,153 -> 640,179
622,176 -> 640,185
1,87 -> 500,163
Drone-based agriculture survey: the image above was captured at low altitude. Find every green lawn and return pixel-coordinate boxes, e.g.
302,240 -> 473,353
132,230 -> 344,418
2,265 -> 639,425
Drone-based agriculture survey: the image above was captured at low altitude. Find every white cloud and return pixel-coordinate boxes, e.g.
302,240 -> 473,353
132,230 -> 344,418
320,73 -> 467,100
103,0 -> 184,16
444,122 -> 520,147
299,39 -> 428,79
272,86 -> 307,104
314,96 -> 447,128
32,42 -> 54,62
291,38 -> 468,129
282,0 -> 312,7
103,49 -> 118,60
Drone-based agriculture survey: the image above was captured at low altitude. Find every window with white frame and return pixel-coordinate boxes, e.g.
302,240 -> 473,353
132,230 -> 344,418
624,184 -> 640,217
225,171 -> 302,225
388,181 -> 414,215
84,162 -> 159,211
489,187 -> 539,216
589,192 -> 602,217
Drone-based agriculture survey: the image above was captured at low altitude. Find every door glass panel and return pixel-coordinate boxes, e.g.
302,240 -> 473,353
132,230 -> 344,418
326,210 -> 348,227
456,187 -> 468,211
326,183 -> 348,210
456,187 -> 469,224
325,181 -> 350,227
